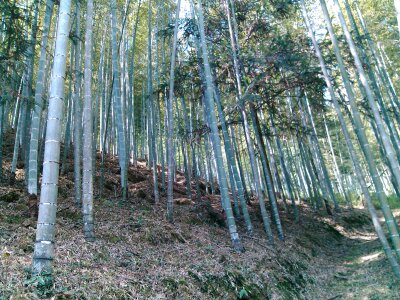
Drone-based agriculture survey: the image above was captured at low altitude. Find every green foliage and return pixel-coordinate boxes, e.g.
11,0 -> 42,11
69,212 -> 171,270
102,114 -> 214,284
24,270 -> 54,298
0,191 -> 20,203
371,193 -> 400,210
357,0 -> 399,88
174,0 -> 327,133
5,214 -> 24,224
338,163 -> 353,175
0,0 -> 30,88
0,1 -> 29,61
335,192 -> 362,206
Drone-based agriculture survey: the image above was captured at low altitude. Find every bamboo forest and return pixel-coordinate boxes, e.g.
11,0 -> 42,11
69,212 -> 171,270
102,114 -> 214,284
2,0 -> 400,298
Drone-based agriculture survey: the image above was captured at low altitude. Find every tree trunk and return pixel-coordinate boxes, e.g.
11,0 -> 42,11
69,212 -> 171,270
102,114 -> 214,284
32,0 -> 72,275
82,0 -> 95,241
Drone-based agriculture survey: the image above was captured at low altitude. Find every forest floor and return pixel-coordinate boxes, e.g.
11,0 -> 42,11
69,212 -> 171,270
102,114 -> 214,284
0,136 -> 400,299
306,209 -> 400,300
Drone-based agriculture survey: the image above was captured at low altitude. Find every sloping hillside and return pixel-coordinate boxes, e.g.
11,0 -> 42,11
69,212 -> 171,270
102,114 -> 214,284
0,136 -> 399,299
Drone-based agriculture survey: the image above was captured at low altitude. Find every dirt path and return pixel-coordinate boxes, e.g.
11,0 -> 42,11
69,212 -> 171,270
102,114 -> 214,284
308,213 -> 400,300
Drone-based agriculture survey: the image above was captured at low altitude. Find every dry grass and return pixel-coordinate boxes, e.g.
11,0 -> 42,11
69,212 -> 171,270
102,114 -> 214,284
0,140 -> 399,299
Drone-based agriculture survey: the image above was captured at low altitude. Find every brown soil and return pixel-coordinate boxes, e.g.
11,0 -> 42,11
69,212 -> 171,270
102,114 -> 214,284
0,135 -> 399,299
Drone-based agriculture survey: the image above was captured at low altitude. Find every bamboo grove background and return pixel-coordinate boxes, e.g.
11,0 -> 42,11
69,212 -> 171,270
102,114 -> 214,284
2,0 -> 400,281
